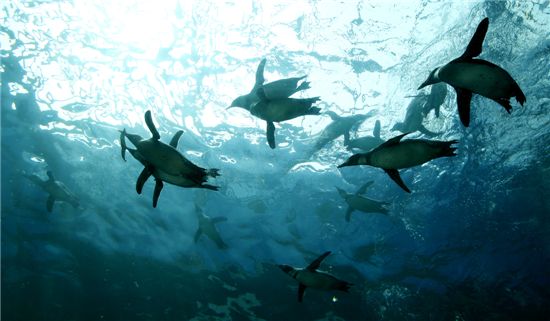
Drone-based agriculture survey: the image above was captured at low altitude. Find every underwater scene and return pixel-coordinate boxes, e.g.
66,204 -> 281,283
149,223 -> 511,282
2,0 -> 549,320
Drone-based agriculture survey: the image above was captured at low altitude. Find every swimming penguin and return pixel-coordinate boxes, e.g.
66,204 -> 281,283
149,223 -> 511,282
336,181 -> 389,221
392,95 -> 440,137
120,111 -> 219,207
279,251 -> 353,302
423,83 -> 448,118
120,129 -> 218,208
23,171 -> 79,212
238,87 -> 320,148
338,133 -> 458,193
309,110 -> 377,153
194,205 -> 228,249
345,120 -> 385,152
228,58 -> 311,110
418,17 -> 526,127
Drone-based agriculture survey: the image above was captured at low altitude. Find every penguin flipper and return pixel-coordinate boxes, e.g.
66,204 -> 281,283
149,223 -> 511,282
356,181 -> 375,195
345,206 -> 353,222
211,217 -> 228,224
459,17 -> 489,60
378,132 -> 410,149
384,169 -> 411,193
136,167 -> 153,194
306,251 -> 332,271
144,110 -> 161,140
343,131 -> 351,145
455,87 -> 472,127
298,283 -> 306,302
46,195 -> 55,212
152,178 -> 164,208
120,129 -> 127,161
194,228 -> 203,243
169,130 -> 184,148
254,58 -> 267,90
266,121 -> 276,149
373,120 -> 381,139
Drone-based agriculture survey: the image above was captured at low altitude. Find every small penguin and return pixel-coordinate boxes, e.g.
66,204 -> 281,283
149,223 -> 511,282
24,171 -> 79,212
336,181 -> 389,221
120,111 -> 219,207
338,133 -> 458,193
194,205 -> 228,249
345,120 -> 385,152
228,58 -> 311,110
418,17 -> 526,127
392,95 -> 440,137
423,83 -> 448,118
279,251 -> 353,302
310,110 -> 377,153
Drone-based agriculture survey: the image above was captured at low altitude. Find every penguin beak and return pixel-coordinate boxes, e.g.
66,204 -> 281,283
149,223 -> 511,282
337,154 -> 361,168
417,80 -> 429,90
278,264 -> 293,274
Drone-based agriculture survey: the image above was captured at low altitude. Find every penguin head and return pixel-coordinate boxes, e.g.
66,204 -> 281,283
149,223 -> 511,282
335,187 -> 348,199
278,264 -> 295,275
418,68 -> 441,90
337,154 -> 367,168
391,122 -> 404,132
125,133 -> 144,146
228,95 -> 250,110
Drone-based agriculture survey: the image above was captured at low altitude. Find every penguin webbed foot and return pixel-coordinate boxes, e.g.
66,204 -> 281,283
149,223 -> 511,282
494,98 -> 513,114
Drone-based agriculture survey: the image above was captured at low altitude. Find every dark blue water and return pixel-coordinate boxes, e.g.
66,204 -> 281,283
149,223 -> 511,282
2,1 -> 549,320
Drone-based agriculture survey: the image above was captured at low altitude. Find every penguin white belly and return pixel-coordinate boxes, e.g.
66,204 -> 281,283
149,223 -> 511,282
439,62 -> 515,99
296,270 -> 340,290
370,141 -> 440,169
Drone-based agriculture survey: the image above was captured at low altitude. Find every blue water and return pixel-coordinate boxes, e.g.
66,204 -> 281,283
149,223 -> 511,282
2,1 -> 549,320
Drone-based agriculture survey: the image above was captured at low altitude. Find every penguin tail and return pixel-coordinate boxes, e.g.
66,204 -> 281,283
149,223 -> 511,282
306,106 -> 322,116
338,281 -> 353,293
435,140 -> 459,158
206,168 -> 220,178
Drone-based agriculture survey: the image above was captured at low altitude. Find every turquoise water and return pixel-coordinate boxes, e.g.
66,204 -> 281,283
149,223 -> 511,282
2,1 -> 549,320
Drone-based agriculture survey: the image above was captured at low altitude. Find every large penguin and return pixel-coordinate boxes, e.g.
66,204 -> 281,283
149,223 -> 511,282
120,129 -> 218,208
120,111 -> 219,207
336,181 -> 389,221
279,251 -> 352,302
194,205 -> 228,249
338,133 -> 458,193
392,95 -> 440,137
309,110 -> 377,154
418,17 -> 526,127
24,171 -> 79,212
345,120 -> 385,152
228,58 -> 311,111
241,87 -> 320,148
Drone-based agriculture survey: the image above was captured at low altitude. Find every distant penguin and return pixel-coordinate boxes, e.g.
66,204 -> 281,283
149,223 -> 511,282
336,181 -> 389,221
194,205 -> 228,249
423,83 -> 448,118
228,58 -> 311,111
24,171 -> 79,212
418,17 -> 526,127
345,120 -> 385,152
279,251 -> 353,302
338,133 -> 458,193
310,110 -> 377,153
120,111 -> 219,207
392,95 -> 440,137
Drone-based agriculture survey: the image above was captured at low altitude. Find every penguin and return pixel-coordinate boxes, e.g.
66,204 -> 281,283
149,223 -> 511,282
336,181 -> 389,221
23,171 -> 79,213
345,120 -> 385,152
338,132 -> 458,193
279,251 -> 353,302
120,111 -> 219,207
310,110 -> 377,153
392,95 -> 440,137
228,58 -> 311,110
418,17 -> 526,127
194,205 -> 228,249
423,83 -> 447,118
120,129 -> 218,208
234,87 -> 320,148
